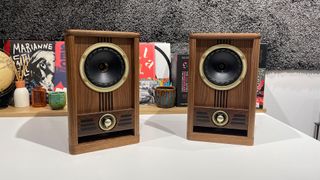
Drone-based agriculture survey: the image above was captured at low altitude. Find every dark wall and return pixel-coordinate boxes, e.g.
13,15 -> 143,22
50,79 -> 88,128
1,0 -> 320,70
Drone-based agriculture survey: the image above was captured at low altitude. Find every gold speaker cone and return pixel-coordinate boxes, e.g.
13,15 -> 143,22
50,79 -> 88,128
79,43 -> 129,92
199,44 -> 247,90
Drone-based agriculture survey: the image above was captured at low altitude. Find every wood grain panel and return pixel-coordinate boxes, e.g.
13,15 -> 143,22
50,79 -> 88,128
74,36 -> 100,114
193,39 -> 216,106
133,37 -> 140,137
111,37 -> 133,109
247,38 -> 261,139
65,29 -> 139,38
226,39 -> 253,109
65,34 -> 78,148
190,33 -> 261,39
187,38 -> 196,137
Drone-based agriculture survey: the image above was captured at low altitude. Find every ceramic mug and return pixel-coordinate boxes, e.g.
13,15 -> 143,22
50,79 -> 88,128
154,86 -> 176,108
48,92 -> 66,110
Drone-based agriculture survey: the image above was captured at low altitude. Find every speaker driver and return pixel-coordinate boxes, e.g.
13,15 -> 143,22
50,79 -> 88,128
80,43 -> 129,92
199,44 -> 247,90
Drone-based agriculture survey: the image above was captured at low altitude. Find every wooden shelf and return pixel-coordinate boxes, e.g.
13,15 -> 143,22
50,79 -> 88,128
140,105 -> 187,114
0,105 -> 68,117
0,105 -> 266,117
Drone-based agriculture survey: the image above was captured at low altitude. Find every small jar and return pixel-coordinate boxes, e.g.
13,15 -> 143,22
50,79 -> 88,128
48,92 -> 66,110
31,86 -> 47,107
14,80 -> 30,108
154,86 -> 176,108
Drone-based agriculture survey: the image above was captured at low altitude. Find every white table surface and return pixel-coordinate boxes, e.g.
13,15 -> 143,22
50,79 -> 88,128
0,113 -> 319,180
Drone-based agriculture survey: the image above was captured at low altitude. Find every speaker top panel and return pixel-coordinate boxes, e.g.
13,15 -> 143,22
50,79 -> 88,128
190,33 -> 260,40
199,44 -> 247,90
65,29 -> 140,38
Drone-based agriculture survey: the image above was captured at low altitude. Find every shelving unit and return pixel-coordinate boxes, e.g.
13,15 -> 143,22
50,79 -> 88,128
0,105 -> 266,117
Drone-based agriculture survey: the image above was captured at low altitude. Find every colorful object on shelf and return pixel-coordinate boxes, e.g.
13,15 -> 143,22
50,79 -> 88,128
48,91 -> 66,110
171,54 -> 189,106
53,41 -> 67,91
31,86 -> 47,107
154,86 -> 176,108
256,43 -> 267,109
14,80 -> 30,107
139,42 -> 171,105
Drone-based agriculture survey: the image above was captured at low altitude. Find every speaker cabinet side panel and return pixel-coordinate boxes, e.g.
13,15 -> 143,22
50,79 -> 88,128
111,38 -> 134,110
187,38 -> 197,136
133,37 -> 140,137
247,38 -> 261,139
65,34 -> 78,149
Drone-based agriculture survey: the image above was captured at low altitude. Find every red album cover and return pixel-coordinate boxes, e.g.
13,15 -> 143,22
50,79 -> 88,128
0,40 -> 10,55
139,43 -> 156,80
4,40 -> 10,55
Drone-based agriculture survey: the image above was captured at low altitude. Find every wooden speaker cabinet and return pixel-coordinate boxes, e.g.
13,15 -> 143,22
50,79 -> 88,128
65,29 -> 140,154
187,33 -> 260,145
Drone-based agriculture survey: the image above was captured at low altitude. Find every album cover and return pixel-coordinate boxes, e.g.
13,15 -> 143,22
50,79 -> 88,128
10,40 -> 55,92
0,39 -> 10,54
139,43 -> 156,80
171,54 -> 189,106
139,42 -> 171,104
139,79 -> 158,104
154,42 -> 171,80
53,41 -> 67,92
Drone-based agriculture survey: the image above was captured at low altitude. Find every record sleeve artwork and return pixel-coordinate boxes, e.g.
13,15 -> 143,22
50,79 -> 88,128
10,41 -> 55,92
139,42 -> 171,104
53,41 -> 67,91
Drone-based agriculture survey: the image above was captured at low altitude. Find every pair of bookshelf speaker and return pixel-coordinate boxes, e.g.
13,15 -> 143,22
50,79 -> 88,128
65,29 -> 260,154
